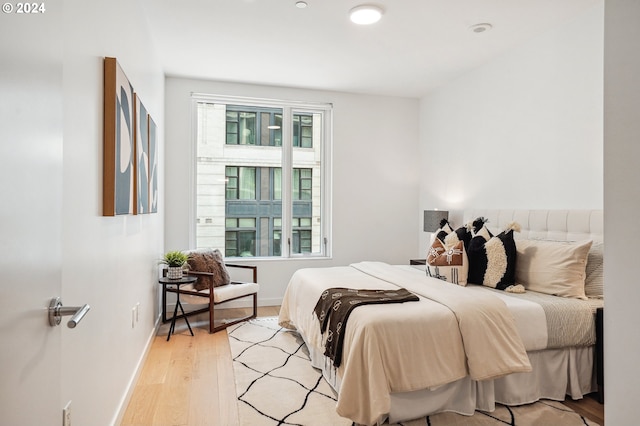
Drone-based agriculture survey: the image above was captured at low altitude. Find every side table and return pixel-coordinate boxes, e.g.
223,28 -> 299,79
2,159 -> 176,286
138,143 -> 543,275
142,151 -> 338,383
158,276 -> 197,341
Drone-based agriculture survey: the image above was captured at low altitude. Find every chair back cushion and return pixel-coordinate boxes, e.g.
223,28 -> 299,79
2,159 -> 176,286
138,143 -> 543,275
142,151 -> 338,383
185,248 -> 230,291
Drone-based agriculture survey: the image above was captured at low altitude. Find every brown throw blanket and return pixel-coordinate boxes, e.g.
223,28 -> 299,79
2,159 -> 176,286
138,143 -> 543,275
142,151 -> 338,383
313,287 -> 419,367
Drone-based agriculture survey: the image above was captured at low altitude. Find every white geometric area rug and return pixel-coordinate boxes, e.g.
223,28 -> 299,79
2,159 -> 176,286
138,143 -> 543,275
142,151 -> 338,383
227,317 -> 599,426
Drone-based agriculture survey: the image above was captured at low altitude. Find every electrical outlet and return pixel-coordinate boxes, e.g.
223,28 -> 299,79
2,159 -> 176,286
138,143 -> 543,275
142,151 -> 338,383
132,307 -> 136,328
63,401 -> 71,426
135,302 -> 140,322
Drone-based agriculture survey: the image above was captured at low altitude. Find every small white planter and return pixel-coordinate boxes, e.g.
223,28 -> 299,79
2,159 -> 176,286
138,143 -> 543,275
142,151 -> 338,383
167,266 -> 183,279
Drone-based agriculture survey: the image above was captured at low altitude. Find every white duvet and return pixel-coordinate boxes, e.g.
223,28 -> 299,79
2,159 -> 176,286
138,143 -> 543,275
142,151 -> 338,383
278,262 -> 535,425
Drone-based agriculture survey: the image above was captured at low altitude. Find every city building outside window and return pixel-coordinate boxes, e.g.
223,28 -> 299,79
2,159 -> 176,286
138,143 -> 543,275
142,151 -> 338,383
192,94 -> 332,258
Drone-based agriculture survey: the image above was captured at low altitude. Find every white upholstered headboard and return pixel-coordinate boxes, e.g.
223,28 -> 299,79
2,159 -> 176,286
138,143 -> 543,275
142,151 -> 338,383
462,210 -> 603,244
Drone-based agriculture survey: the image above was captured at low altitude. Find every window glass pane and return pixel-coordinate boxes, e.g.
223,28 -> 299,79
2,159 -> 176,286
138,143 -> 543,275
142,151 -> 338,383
238,167 -> 256,200
300,115 -> 312,125
300,218 -> 311,227
195,100 -> 329,258
294,168 -> 312,200
239,112 -> 256,145
226,112 -> 238,144
273,168 -> 281,200
225,167 -> 238,199
291,111 -> 322,254
237,231 -> 256,256
225,231 -> 238,257
298,114 -> 313,148
273,114 -> 282,146
292,169 -> 299,201
273,230 -> 281,256
239,218 -> 256,228
293,114 -> 300,147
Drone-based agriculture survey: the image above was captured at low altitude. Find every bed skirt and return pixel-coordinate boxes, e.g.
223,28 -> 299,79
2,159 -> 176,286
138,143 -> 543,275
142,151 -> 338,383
307,336 -> 595,424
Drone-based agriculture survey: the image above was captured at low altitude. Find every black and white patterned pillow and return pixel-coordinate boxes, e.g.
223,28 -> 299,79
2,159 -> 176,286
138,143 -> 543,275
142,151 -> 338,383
467,218 -> 493,285
433,219 -> 454,243
467,219 -> 521,290
444,222 -> 473,252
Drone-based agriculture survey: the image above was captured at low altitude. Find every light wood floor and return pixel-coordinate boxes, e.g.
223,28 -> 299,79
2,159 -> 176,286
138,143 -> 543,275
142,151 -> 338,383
121,306 -> 604,426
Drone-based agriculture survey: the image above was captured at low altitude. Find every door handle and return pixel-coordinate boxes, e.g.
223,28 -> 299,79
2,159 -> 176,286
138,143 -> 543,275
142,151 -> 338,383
48,297 -> 91,328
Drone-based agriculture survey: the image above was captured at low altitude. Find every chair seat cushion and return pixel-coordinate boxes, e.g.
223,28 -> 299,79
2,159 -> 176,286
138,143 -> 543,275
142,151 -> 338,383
213,282 -> 259,303
179,282 -> 259,304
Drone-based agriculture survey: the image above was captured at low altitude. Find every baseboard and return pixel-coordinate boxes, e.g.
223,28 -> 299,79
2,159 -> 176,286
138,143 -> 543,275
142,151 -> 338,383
110,313 -> 162,426
258,297 -> 282,307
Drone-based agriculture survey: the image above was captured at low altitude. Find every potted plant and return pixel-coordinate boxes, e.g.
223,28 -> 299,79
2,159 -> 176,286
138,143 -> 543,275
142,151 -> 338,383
162,250 -> 188,279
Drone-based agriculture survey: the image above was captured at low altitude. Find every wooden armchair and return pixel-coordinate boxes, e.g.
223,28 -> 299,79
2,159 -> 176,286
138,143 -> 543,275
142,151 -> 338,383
162,263 -> 259,333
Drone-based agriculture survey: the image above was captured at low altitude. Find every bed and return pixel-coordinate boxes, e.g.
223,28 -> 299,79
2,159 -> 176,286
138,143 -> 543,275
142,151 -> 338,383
278,209 -> 604,425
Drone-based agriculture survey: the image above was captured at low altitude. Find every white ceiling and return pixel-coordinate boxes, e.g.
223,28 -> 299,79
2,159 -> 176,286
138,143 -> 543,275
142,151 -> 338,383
142,0 -> 600,98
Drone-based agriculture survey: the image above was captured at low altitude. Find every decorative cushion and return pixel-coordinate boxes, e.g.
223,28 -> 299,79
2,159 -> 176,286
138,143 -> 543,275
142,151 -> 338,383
466,217 -> 493,285
186,248 -> 231,291
433,219 -> 455,244
426,238 -> 468,285
444,223 -> 473,252
467,219 -> 520,290
515,239 -> 592,300
584,242 -> 604,299
483,224 -> 520,290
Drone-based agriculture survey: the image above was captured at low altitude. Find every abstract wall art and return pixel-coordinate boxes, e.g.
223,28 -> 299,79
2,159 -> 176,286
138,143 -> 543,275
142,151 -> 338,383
134,93 -> 149,214
148,116 -> 158,213
103,57 -> 135,216
104,57 -> 158,216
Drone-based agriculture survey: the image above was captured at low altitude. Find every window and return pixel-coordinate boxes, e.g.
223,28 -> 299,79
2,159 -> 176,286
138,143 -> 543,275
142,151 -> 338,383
293,168 -> 312,201
294,114 -> 313,148
193,94 -> 332,258
225,166 -> 256,200
225,110 -> 257,145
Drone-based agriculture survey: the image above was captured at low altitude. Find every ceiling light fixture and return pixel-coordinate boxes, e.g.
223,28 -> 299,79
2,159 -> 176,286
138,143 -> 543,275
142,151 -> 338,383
469,23 -> 492,33
295,1 -> 307,8
349,5 -> 383,25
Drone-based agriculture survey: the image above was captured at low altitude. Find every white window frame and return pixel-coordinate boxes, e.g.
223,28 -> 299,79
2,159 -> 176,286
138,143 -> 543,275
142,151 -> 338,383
189,93 -> 333,259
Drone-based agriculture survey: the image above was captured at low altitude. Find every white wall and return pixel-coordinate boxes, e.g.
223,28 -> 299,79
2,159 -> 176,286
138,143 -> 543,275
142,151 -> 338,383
603,1 -> 640,423
418,3 -> 604,250
61,0 -> 165,424
165,78 -> 420,305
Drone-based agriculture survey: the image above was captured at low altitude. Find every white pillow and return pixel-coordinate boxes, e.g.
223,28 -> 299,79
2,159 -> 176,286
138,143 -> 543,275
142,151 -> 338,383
515,239 -> 592,300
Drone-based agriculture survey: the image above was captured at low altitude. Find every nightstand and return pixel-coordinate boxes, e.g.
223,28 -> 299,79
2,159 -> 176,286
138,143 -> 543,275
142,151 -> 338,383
410,259 -> 426,265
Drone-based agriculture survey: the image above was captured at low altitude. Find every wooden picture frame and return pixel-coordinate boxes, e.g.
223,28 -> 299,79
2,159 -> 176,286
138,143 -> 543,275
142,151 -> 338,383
103,57 -> 135,216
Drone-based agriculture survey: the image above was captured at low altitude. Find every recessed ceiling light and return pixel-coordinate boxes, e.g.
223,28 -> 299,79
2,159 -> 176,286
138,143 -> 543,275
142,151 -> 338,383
349,5 -> 383,25
295,1 -> 307,8
469,23 -> 492,33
